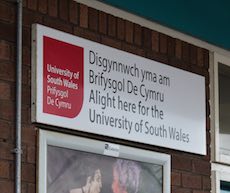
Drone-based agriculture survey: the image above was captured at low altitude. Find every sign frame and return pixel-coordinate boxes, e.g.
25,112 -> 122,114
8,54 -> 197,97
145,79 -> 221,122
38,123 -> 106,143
32,24 -> 206,155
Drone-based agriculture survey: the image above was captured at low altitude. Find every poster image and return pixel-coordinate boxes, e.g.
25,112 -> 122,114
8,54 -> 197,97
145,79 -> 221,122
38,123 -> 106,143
47,145 -> 163,193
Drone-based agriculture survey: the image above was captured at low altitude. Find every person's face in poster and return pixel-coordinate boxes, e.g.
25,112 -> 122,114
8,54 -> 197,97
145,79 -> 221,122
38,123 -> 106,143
112,167 -> 124,193
89,169 -> 102,193
112,160 -> 140,193
70,169 -> 102,193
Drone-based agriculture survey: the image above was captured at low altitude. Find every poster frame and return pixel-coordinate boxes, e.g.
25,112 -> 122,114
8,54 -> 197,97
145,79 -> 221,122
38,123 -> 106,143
38,129 -> 171,193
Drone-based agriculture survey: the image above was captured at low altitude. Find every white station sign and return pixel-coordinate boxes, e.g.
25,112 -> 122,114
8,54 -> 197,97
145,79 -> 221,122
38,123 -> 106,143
32,24 -> 206,155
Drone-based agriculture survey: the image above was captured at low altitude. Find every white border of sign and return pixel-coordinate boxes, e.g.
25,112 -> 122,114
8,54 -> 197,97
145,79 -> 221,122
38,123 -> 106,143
32,24 -> 206,155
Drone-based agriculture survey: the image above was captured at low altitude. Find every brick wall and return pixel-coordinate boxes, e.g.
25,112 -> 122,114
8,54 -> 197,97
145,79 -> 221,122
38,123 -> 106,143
0,0 -> 211,193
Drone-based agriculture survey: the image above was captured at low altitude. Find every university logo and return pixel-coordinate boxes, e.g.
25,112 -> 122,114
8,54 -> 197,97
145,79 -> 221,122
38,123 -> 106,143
43,36 -> 84,118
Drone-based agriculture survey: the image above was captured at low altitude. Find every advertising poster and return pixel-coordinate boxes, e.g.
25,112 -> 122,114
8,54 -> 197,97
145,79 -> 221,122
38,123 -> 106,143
47,145 -> 163,193
32,24 -> 206,155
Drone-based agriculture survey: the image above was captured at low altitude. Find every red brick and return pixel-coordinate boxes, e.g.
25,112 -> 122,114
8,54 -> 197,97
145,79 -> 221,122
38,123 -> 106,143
182,173 -> 202,189
22,163 -> 35,183
28,183 -> 36,193
38,0 -> 48,14
142,27 -> 151,49
48,0 -> 58,17
22,27 -> 31,48
152,30 -> 159,52
21,182 -> 27,193
27,146 -> 36,164
125,20 -> 133,43
134,24 -> 142,46
190,65 -> 204,76
108,15 -> 116,37
0,22 -> 16,42
0,142 -> 14,160
27,0 -> 37,10
74,27 -> 100,42
80,4 -> 88,28
22,106 -> 30,124
101,36 -> 121,50
0,81 -> 11,100
172,155 -> 192,171
206,101 -> 210,118
182,41 -> 190,62
146,50 -> 168,64
0,62 -> 15,81
206,117 -> 210,131
99,11 -> 107,34
69,0 -> 79,25
117,18 -> 125,40
21,144 -> 27,163
190,44 -> 197,65
22,85 -> 30,105
204,146 -> 211,162
0,120 -> 13,140
0,101 -> 15,121
172,171 -> 181,186
160,34 -> 167,54
197,48 -> 204,67
206,87 -> 210,103
202,176 -> 211,190
175,39 -> 182,59
27,67 -> 31,86
0,180 -> 14,193
193,191 -> 210,193
23,10 -> 43,27
168,37 -> 175,57
43,17 -> 72,33
172,187 -> 192,193
22,105 -> 30,124
0,40 -> 11,61
23,46 -> 30,66
89,7 -> 98,32
122,43 -> 145,57
22,125 -> 36,144
203,49 -> 209,69
23,0 -> 27,8
0,160 -> 10,178
169,57 -> 183,67
59,0 -> 69,21
192,159 -> 211,175
206,133 -> 211,151
8,165 -> 14,183
0,2 -> 15,23
22,65 -> 30,85
204,70 -> 210,85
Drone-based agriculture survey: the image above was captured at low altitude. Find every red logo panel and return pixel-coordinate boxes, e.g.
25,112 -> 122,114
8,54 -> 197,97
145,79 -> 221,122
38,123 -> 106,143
43,36 -> 84,118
